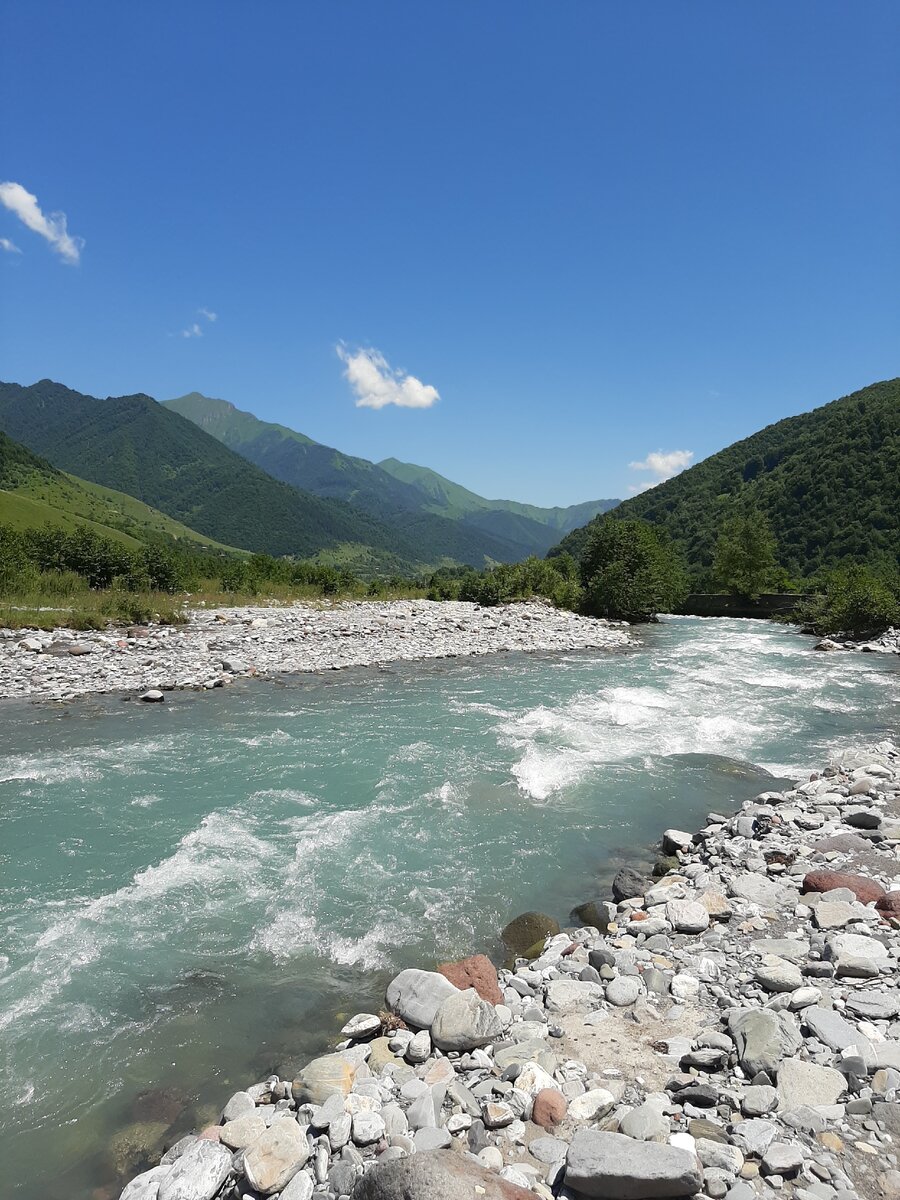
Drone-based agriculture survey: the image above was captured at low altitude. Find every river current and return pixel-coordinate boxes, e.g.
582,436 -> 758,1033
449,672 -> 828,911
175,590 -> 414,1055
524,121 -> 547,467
1,616 -> 897,1197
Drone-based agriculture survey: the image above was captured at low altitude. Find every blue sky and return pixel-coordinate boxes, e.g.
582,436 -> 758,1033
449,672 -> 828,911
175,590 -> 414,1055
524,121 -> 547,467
1,2 -> 897,507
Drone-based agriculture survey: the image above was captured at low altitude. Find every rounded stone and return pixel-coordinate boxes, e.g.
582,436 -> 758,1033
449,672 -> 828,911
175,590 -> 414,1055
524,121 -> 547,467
501,912 -> 561,955
532,1087 -> 568,1130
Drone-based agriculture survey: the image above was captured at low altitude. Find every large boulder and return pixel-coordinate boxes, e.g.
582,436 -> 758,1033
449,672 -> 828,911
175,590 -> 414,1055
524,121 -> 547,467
157,1141 -> 233,1200
501,911 -> 560,955
876,892 -> 900,923
727,1008 -> 801,1077
612,866 -> 650,902
291,1052 -> 359,1105
350,1150 -> 533,1198
436,953 -> 503,1004
385,968 -> 459,1029
802,870 -> 885,905
430,988 -> 505,1051
243,1118 -> 311,1194
566,1129 -> 703,1198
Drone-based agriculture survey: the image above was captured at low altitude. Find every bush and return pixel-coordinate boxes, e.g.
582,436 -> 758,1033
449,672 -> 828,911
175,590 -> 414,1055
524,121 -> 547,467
579,518 -> 687,622
712,510 -> 778,599
801,564 -> 900,638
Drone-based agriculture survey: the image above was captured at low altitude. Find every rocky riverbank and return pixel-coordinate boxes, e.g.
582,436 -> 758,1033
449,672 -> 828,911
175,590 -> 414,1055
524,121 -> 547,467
0,599 -> 630,702
815,628 -> 900,656
115,740 -> 900,1200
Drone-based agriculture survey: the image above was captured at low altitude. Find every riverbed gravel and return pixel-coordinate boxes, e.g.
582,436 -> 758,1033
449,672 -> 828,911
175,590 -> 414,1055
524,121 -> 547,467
0,599 -> 631,702
111,740 -> 900,1200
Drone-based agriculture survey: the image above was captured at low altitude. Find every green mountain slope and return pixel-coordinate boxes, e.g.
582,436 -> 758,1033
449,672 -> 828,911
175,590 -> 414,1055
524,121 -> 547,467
378,458 -> 618,531
0,428 -> 241,551
165,392 -> 617,560
552,378 -> 900,578
0,380 -> 450,570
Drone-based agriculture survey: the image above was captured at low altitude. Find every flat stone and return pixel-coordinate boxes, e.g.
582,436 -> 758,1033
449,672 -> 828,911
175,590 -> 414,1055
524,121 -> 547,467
729,875 -> 796,909
350,1150 -> 534,1198
802,870 -> 885,905
385,968 -> 459,1028
219,1114 -> 267,1149
545,978 -> 605,1013
802,1007 -> 870,1054
813,902 -> 857,929
565,1129 -> 703,1198
741,1085 -> 778,1117
157,1141 -> 233,1200
530,1135 -> 569,1163
751,939 -> 810,963
776,1058 -> 845,1111
243,1118 -> 311,1194
727,1008 -> 801,1076
761,1141 -> 804,1176
431,987 -> 505,1051
567,1089 -> 617,1122
667,900 -> 710,934
754,956 -> 803,992
845,992 -> 900,1020
340,1013 -> 382,1040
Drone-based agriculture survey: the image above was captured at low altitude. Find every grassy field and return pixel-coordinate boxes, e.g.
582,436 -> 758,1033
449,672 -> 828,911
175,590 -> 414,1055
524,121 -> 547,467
0,577 -> 430,631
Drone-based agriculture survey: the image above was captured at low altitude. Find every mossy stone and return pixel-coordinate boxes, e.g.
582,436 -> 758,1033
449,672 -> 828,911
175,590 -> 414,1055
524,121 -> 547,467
500,911 -> 560,955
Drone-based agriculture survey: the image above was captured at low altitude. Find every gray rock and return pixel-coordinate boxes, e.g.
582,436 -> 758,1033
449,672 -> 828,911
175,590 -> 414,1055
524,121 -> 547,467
530,1135 -> 569,1163
612,866 -> 651,901
776,1057 -> 845,1110
729,875 -> 796,908
751,939 -> 810,963
545,978 -> 605,1013
431,987 -> 505,1051
803,1007 -> 870,1054
741,1085 -> 778,1116
727,1008 -> 801,1076
121,1167 -> 172,1200
351,1111 -> 385,1145
730,1119 -> 777,1157
413,1126 -> 452,1151
280,1174 -> 314,1200
845,992 -> 900,1021
140,689 -> 165,703
761,1141 -> 805,1176
605,976 -> 643,1007
695,1140 -> 743,1176
243,1119 -> 311,1194
565,1129 -> 703,1198
754,956 -> 803,993
350,1150 -> 533,1198
667,900 -> 710,934
619,1102 -> 670,1141
157,1141 -> 233,1200
385,969 -> 459,1028
221,1091 -> 255,1122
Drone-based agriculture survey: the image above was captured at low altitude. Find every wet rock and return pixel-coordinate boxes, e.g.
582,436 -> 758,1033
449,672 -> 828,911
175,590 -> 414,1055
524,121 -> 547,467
501,912 -> 561,955
140,689 -> 165,703
565,1129 -> 703,1198
612,866 -> 651,901
436,953 -> 503,1004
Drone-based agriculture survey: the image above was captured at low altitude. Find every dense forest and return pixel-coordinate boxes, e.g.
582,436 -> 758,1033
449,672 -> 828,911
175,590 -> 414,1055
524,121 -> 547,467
553,378 -> 899,581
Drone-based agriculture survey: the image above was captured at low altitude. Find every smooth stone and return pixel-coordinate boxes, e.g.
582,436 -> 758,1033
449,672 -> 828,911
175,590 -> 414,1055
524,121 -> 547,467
566,1089 -> 617,1121
761,1142 -> 804,1176
431,987 -> 505,1051
619,1102 -> 670,1142
350,1150 -> 534,1198
532,1087 -> 568,1129
803,1007 -> 870,1054
545,978 -> 605,1013
501,912 -> 561,955
776,1058 -> 845,1111
667,900 -> 710,934
243,1119 -> 311,1194
613,866 -> 651,901
352,1111 -> 386,1145
219,1114 -> 267,1149
157,1141 -> 233,1200
741,1086 -> 778,1117
695,1140 -> 743,1176
341,1013 -> 382,1040
605,976 -> 643,1007
221,1091 -> 255,1122
754,956 -> 803,993
845,992 -> 900,1021
413,1126 -> 452,1151
120,1167 -> 172,1200
727,1009 -> 801,1076
565,1129 -> 703,1198
385,969 -> 459,1028
292,1053 -> 358,1105
530,1135 -> 569,1163
280,1173 -> 314,1200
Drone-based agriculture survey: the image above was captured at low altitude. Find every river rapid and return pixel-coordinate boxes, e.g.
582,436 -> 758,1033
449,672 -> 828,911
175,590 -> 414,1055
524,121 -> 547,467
1,616 -> 897,1197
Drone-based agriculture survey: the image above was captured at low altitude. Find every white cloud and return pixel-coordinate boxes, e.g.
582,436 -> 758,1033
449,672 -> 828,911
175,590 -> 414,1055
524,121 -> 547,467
0,237 -> 21,254
179,308 -> 218,338
337,344 -> 439,410
0,181 -> 83,263
628,448 -> 694,494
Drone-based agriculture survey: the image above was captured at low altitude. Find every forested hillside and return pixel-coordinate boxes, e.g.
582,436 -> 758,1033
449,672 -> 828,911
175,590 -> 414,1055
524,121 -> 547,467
552,379 -> 899,579
0,380 -> 429,569
165,392 -> 616,560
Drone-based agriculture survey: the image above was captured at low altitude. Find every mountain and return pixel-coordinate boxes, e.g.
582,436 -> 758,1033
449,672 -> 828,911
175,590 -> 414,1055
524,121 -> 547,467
378,457 -> 619,547
0,380 -> 442,572
164,391 -> 618,559
0,428 -> 240,551
552,378 -> 900,579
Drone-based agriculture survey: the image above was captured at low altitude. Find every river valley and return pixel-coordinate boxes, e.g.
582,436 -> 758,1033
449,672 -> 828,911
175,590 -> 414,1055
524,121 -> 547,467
1,615 -> 898,1197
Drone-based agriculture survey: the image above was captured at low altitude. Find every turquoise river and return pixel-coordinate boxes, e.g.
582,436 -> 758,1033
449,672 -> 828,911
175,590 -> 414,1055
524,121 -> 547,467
1,616 -> 898,1197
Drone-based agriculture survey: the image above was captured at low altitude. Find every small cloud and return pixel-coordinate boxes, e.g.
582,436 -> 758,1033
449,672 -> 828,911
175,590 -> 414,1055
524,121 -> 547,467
0,237 -> 22,254
178,307 -> 218,338
0,181 -> 83,263
336,344 -> 439,410
628,448 -> 694,494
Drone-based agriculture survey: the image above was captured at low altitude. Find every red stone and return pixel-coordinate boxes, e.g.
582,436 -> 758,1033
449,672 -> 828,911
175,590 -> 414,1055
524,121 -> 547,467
876,892 -> 900,923
801,870 -> 885,905
532,1087 -> 568,1129
198,1126 -> 222,1141
436,954 -> 503,1005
